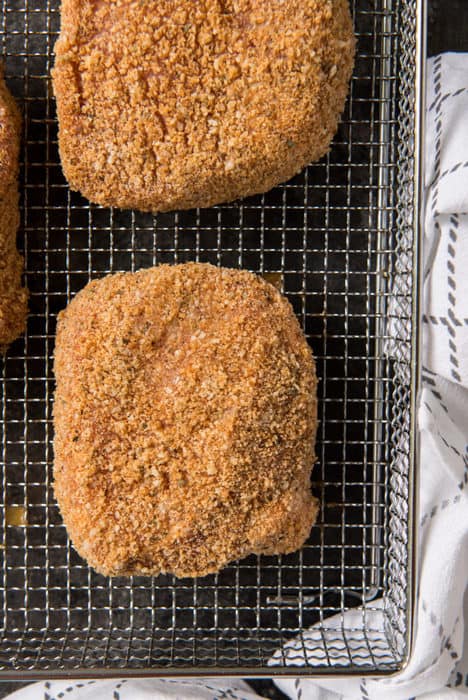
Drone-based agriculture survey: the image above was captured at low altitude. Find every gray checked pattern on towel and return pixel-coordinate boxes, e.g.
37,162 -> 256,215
4,53 -> 468,700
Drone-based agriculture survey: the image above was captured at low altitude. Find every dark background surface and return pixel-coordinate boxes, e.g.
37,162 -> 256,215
428,0 -> 468,55
0,0 -> 466,697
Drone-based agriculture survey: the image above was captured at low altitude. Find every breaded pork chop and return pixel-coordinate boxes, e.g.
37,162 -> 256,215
0,66 -> 27,348
53,0 -> 355,212
53,263 -> 318,577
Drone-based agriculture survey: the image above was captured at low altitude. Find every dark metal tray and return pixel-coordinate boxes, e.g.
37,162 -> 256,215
0,0 -> 423,677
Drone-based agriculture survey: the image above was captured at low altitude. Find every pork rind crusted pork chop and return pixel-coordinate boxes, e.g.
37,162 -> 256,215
53,0 -> 355,212
0,66 -> 27,348
53,263 -> 318,577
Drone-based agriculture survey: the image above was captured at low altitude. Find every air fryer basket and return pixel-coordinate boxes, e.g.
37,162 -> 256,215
0,0 -> 422,677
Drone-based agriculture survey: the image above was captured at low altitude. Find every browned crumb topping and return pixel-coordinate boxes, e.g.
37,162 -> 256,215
53,263 -> 318,578
0,65 -> 28,348
53,0 -> 355,212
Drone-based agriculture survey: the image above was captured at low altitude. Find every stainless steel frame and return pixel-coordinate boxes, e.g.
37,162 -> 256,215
0,0 -> 425,677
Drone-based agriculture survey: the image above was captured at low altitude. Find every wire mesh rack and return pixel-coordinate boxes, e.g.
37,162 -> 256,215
0,0 -> 422,677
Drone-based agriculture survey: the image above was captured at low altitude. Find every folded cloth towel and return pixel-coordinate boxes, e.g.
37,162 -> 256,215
274,51 -> 468,700
5,679 -> 262,700
4,52 -> 468,700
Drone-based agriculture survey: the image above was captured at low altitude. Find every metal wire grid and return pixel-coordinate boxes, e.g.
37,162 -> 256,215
0,0 -> 418,675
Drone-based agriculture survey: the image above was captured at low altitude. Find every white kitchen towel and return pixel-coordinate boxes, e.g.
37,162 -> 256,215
274,51 -> 468,700
4,52 -> 468,700
4,679 -> 261,700
275,382 -> 468,700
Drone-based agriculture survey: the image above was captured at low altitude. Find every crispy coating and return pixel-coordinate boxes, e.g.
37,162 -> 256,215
0,67 -> 27,348
53,263 -> 318,577
52,0 -> 355,212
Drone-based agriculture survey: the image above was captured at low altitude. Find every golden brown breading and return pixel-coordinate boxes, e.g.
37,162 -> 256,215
52,0 -> 355,212
0,66 -> 27,348
53,263 -> 318,577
